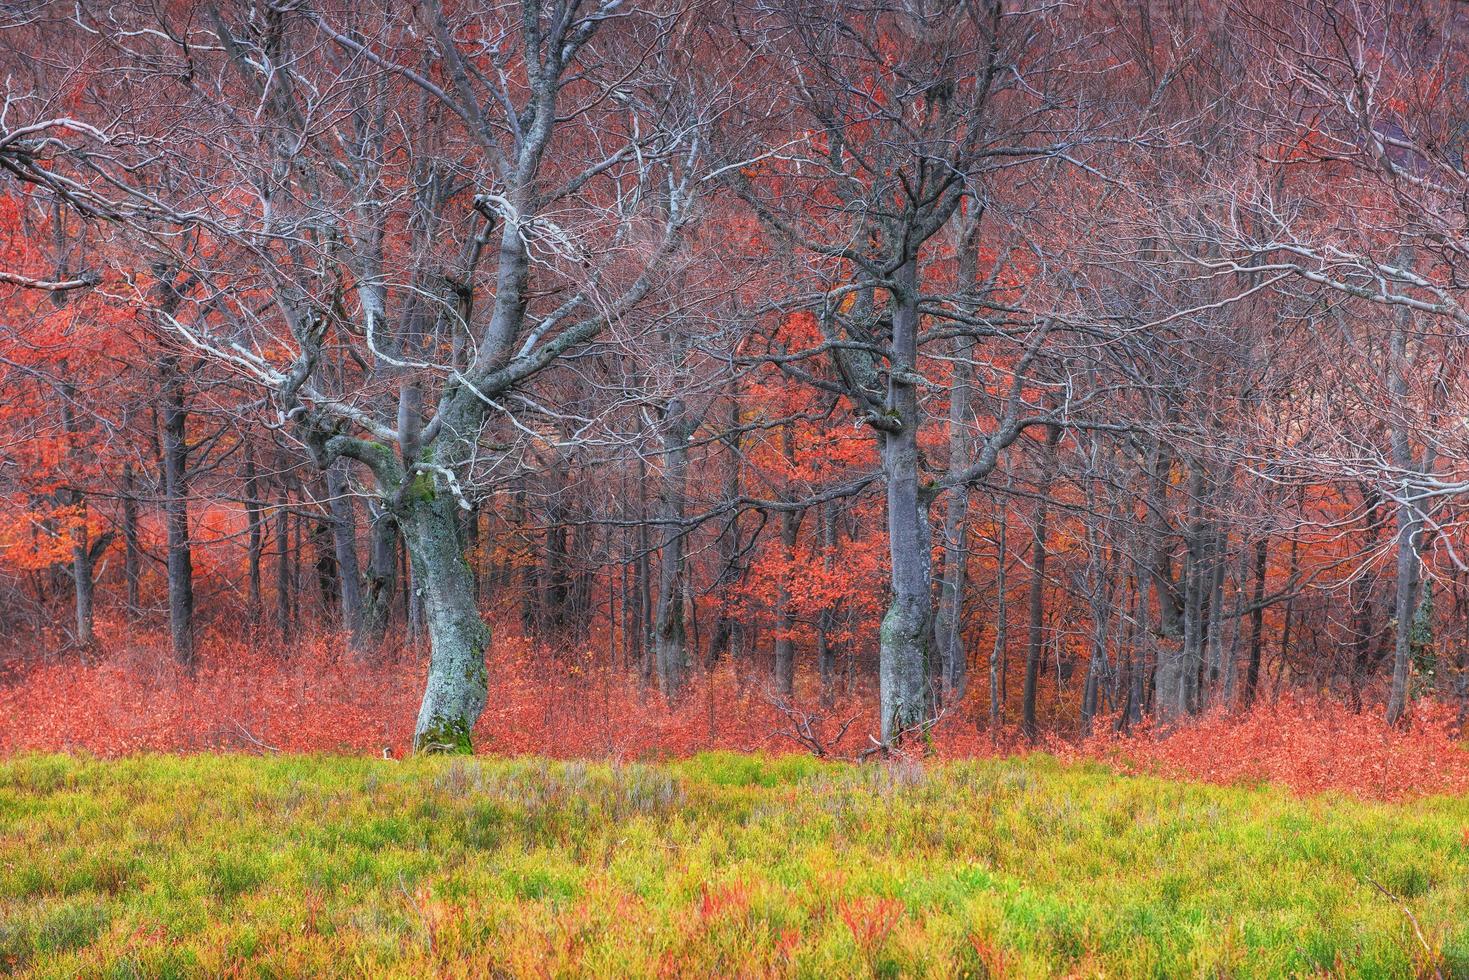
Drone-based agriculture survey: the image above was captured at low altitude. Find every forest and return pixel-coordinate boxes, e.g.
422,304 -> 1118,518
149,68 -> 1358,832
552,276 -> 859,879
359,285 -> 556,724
5,0 -> 1469,974
2,0 -> 1467,760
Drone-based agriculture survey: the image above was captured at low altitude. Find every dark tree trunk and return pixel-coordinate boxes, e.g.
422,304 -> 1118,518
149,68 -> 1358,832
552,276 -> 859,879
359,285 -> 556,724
988,500 -> 1009,731
122,459 -> 142,620
772,420 -> 800,698
1243,537 -> 1267,707
707,395 -> 744,667
161,357 -> 195,666
275,479 -> 292,644
313,514 -> 339,621
361,504 -> 399,645
1387,501 -> 1423,726
816,502 -> 839,703
543,461 -> 571,630
772,505 -> 800,698
652,405 -> 693,699
636,455 -> 653,686
70,503 -> 95,649
1021,424 -> 1062,741
60,383 -> 96,649
244,448 -> 264,626
326,461 -> 366,646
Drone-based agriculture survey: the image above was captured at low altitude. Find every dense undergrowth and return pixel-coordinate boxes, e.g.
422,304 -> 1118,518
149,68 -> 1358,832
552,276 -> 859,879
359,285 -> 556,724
3,619 -> 1468,801
2,752 -> 1467,977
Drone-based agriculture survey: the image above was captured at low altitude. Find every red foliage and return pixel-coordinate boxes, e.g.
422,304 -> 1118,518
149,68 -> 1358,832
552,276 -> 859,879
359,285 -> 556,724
2,617 -> 1466,801
837,897 -> 904,960
1063,697 -> 1469,802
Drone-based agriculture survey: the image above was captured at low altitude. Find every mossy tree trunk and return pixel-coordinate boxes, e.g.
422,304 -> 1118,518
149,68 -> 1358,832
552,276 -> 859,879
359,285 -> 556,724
402,477 -> 489,753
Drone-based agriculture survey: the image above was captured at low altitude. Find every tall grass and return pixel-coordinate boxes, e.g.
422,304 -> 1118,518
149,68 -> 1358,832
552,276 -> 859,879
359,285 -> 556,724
3,752 -> 1467,976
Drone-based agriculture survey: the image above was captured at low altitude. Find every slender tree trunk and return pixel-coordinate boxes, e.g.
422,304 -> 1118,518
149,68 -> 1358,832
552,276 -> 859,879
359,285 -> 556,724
1278,530 -> 1300,695
1080,547 -> 1111,735
122,459 -> 141,619
543,459 -> 570,630
817,502 -> 839,703
935,338 -> 974,700
652,407 -> 692,699
514,480 -> 536,636
326,461 -> 365,646
772,504 -> 800,698
988,500 -> 1009,731
244,448 -> 264,626
161,357 -> 194,666
1386,307 -> 1427,726
70,501 -> 95,648
292,493 -> 304,632
1175,463 -> 1209,718
1021,424 -> 1062,741
707,395 -> 744,666
1243,537 -> 1267,707
938,204 -> 983,705
1203,530 -> 1228,709
275,478 -> 292,644
313,509 -> 339,621
1387,500 -> 1423,726
361,505 -> 399,644
637,457 -> 654,687
60,382 -> 96,649
772,420 -> 800,697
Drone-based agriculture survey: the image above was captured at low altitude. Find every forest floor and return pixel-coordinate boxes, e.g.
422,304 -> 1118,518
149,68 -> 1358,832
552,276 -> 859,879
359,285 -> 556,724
3,751 -> 1468,978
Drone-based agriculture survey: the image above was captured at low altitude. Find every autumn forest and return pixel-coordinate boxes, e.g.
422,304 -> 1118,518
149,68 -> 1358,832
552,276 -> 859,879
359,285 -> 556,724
10,0 -> 1469,974
2,0 -> 1469,768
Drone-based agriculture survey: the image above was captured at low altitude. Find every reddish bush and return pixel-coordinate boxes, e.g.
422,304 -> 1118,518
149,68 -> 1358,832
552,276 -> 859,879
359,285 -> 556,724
1063,696 -> 1469,801
2,616 -> 1466,801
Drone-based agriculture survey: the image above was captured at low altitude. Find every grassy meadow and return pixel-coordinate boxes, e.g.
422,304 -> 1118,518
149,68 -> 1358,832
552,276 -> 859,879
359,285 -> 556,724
1,751 -> 1467,977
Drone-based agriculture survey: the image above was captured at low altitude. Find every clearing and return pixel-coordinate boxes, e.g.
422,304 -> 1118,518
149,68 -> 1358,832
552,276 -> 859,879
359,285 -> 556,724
1,752 -> 1466,977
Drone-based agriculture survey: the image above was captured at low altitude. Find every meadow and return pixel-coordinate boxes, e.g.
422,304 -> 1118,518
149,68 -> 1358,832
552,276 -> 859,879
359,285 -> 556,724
3,751 -> 1467,978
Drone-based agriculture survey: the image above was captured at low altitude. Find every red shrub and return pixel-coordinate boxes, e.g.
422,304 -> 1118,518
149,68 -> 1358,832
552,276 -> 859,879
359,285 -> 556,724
3,617 -> 1466,801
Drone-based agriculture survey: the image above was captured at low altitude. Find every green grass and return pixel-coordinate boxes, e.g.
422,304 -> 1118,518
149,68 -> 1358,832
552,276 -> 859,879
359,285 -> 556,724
2,752 -> 1467,977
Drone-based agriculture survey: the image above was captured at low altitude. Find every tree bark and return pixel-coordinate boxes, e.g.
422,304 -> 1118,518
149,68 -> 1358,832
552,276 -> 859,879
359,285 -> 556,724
244,447 -> 264,625
161,356 -> 195,666
121,459 -> 142,620
59,382 -> 96,649
1386,307 -> 1429,726
878,261 -> 933,745
1243,537 -> 1267,707
707,394 -> 744,666
816,502 -> 840,702
652,404 -> 693,699
326,461 -> 366,647
772,420 -> 801,698
988,499 -> 1009,731
275,476 -> 292,644
1020,424 -> 1062,741
402,486 -> 489,752
935,334 -> 974,700
361,504 -> 399,645
1386,499 -> 1424,726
